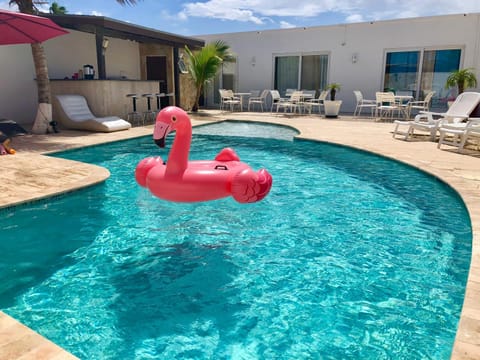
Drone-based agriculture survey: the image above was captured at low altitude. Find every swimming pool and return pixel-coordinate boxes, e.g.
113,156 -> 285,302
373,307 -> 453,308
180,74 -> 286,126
0,123 -> 471,359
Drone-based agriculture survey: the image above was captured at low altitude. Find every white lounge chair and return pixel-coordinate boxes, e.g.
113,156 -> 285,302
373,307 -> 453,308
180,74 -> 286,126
55,95 -> 131,132
437,117 -> 480,151
392,92 -> 480,141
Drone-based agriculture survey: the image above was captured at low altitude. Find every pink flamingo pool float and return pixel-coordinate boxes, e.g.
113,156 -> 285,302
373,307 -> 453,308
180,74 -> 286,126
135,106 -> 273,203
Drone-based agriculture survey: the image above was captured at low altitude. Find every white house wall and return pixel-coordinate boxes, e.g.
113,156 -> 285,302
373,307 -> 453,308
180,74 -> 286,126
44,30 -> 141,80
199,13 -> 480,113
0,44 -> 37,125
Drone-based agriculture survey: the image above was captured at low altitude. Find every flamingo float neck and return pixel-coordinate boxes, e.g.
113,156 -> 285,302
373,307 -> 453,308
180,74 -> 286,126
166,119 -> 191,176
152,107 -> 193,176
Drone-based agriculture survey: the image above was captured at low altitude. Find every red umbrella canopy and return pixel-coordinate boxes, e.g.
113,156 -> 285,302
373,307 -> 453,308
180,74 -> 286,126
0,9 -> 68,45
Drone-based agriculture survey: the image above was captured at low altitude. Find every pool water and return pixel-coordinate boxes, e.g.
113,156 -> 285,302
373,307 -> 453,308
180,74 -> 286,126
0,123 -> 471,359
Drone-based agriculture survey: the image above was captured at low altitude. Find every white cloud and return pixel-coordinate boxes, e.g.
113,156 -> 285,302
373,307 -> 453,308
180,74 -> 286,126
279,21 -> 296,29
345,13 -> 364,23
182,1 -> 265,24
180,0 -> 480,27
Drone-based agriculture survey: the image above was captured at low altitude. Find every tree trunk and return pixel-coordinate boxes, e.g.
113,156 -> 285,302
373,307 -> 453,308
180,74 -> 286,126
30,43 -> 54,134
192,84 -> 203,112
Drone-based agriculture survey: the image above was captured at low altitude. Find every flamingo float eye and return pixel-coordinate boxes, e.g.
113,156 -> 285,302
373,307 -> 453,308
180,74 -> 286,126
172,116 -> 177,122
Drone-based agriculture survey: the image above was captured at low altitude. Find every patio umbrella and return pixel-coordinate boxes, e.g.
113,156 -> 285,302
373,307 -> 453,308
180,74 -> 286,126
0,9 -> 68,45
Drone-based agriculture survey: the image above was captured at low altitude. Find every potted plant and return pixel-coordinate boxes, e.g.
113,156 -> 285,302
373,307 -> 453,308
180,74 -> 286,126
445,68 -> 477,96
324,83 -> 342,118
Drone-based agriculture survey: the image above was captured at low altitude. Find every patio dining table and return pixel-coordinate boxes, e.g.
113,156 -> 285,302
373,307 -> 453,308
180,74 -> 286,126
234,92 -> 251,111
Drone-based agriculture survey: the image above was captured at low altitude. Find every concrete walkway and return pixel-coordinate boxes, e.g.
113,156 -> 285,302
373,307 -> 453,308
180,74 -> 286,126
1,111 -> 479,359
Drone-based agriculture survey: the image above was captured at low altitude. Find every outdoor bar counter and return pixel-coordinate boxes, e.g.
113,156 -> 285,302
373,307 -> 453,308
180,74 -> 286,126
50,79 -> 162,120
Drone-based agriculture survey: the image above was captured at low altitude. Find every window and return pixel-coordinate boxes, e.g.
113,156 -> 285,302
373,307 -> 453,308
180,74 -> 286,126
384,48 -> 462,111
274,54 -> 329,96
211,58 -> 237,105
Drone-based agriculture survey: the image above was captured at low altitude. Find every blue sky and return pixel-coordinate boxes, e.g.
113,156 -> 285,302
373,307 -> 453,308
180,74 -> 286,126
3,0 -> 480,36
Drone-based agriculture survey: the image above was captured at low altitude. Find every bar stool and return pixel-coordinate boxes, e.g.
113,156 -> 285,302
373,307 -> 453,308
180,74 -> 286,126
155,93 -> 166,114
142,93 -> 156,124
126,93 -> 142,126
165,92 -> 175,107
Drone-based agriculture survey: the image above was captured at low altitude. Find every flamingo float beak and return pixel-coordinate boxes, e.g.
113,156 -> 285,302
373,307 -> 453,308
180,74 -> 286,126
153,122 -> 171,148
155,138 -> 166,148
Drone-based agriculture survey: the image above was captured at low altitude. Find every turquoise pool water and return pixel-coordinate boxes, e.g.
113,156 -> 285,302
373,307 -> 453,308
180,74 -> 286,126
0,123 -> 472,359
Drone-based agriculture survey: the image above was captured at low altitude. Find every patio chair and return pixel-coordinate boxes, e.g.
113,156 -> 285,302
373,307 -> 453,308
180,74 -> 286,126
376,92 -> 400,121
305,90 -> 329,115
285,88 -> 297,97
248,89 -> 270,111
353,90 -> 376,118
437,117 -> 480,151
392,92 -> 480,141
406,90 -> 435,118
270,90 -> 288,112
276,91 -> 304,114
55,95 -> 131,132
219,89 -> 241,111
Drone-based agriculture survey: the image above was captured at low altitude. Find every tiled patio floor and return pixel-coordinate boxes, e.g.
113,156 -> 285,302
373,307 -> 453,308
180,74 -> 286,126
1,110 -> 479,359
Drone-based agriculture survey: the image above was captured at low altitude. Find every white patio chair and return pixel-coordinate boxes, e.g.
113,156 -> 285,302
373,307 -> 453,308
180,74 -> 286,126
376,92 -> 400,121
276,91 -> 303,114
392,92 -> 480,141
270,90 -> 288,112
406,90 -> 435,118
285,88 -> 297,97
437,117 -> 480,151
219,89 -> 241,111
248,89 -> 270,111
304,90 -> 329,115
353,90 -> 376,118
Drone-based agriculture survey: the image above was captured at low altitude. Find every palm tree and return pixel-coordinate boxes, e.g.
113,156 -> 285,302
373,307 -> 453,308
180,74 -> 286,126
49,2 -> 67,14
9,0 -> 140,133
185,40 -> 233,112
326,83 -> 341,101
445,68 -> 478,95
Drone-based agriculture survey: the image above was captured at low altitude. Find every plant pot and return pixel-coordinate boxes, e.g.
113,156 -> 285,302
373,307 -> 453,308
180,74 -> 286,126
324,100 -> 342,118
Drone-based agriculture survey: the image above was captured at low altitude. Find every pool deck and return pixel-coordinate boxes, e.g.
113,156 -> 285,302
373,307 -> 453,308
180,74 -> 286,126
1,110 -> 479,359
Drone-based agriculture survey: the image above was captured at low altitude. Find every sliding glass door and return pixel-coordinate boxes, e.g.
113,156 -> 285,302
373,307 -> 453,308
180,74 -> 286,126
384,51 -> 419,96
274,54 -> 329,96
420,49 -> 461,108
384,48 -> 462,111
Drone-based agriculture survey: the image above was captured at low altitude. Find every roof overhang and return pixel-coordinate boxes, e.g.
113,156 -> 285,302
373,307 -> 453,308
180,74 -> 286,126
43,14 -> 204,49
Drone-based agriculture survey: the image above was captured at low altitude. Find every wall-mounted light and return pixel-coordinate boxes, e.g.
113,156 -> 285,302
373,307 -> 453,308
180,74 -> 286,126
102,38 -> 109,55
251,56 -> 256,67
352,53 -> 358,63
178,54 -> 188,74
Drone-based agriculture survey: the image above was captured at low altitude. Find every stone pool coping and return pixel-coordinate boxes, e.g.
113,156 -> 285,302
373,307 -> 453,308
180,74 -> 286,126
0,111 -> 479,359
